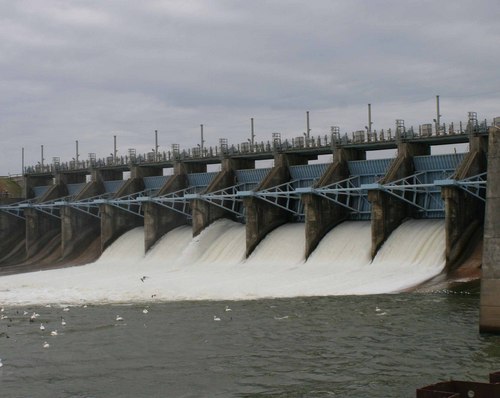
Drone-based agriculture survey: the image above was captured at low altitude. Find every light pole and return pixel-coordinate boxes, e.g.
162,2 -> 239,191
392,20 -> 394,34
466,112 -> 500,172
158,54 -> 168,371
306,111 -> 310,139
250,118 -> 255,145
200,124 -> 205,153
154,130 -> 159,161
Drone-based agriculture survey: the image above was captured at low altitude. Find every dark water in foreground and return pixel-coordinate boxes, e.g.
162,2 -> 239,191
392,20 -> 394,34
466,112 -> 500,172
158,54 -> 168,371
0,293 -> 499,398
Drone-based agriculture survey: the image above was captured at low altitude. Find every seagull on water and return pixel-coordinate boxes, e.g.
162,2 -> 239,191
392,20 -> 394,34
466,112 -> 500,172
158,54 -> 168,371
225,306 -> 232,312
0,358 -> 3,367
50,330 -> 58,336
116,315 -> 124,322
43,341 -> 50,348
142,309 -> 148,314
40,323 -> 45,331
213,315 -> 221,321
63,307 -> 70,312
61,317 -> 66,326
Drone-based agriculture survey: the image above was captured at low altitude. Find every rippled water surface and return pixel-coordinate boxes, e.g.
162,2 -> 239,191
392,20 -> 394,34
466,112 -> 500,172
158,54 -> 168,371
1,293 -> 499,397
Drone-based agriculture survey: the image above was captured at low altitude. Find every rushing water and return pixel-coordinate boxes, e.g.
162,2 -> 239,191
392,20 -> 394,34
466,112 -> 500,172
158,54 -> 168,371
0,219 -> 493,397
0,293 -> 498,397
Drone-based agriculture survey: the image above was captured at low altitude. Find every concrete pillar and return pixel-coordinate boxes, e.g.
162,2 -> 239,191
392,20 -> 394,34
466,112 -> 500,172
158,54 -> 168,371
368,142 -> 430,258
23,174 -> 54,199
192,158 -> 254,237
0,205 -> 26,264
100,177 -> 144,253
442,138 -> 486,270
480,126 -> 500,333
24,177 -> 69,259
60,178 -> 103,259
303,148 -> 365,258
24,207 -> 61,259
143,162 -> 206,252
244,153 -> 309,257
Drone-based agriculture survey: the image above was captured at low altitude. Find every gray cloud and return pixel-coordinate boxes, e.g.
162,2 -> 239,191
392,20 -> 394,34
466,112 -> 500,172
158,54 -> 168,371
0,0 -> 499,174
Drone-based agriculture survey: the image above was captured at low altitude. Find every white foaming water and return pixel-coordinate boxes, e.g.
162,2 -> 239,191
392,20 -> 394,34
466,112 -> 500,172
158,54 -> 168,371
0,219 -> 446,305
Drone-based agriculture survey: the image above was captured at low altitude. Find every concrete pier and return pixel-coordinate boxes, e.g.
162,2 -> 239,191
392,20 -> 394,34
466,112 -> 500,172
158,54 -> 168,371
99,170 -> 144,253
192,158 -> 254,237
442,135 -> 487,270
61,191 -> 98,259
143,162 -> 204,252
480,126 -> 500,333
303,148 -> 364,258
25,184 -> 66,259
368,142 -> 430,258
244,153 -> 310,257
0,200 -> 25,264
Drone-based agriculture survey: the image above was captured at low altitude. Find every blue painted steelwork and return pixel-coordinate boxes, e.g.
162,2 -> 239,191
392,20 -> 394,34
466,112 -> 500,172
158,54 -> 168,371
1,153 -> 482,222
235,168 -> 271,185
187,172 -> 218,190
143,175 -> 170,191
289,164 -> 329,188
67,183 -> 85,196
103,180 -> 126,194
33,185 -> 50,198
346,158 -> 394,220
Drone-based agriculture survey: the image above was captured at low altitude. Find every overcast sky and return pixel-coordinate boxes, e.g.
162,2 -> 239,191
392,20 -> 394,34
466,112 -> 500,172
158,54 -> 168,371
1,0 -> 499,174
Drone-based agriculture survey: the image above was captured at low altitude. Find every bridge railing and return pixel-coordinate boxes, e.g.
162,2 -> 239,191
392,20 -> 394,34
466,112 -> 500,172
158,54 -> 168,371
22,117 -> 493,176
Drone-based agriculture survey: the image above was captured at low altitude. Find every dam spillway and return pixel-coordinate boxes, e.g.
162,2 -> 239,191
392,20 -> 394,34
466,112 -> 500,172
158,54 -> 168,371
0,114 -> 499,331
0,218 -> 445,304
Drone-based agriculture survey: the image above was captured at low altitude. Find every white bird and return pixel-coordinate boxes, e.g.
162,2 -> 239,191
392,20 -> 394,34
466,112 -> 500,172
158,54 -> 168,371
43,341 -> 50,348
142,309 -> 148,314
225,306 -> 232,312
375,307 -> 381,312
116,315 -> 124,322
63,307 -> 70,312
40,323 -> 45,331
30,312 -> 40,320
0,315 -> 8,320
50,330 -> 58,336
0,358 -> 3,367
213,315 -> 221,321
0,307 -> 4,312
23,311 -> 28,316
61,317 -> 66,326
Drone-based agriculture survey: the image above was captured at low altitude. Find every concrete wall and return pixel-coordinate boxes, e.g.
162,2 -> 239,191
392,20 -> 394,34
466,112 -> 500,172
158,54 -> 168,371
303,148 -> 365,258
480,127 -> 500,333
192,158 -> 254,237
143,162 -> 206,252
244,153 -> 309,257
442,136 -> 487,270
0,208 -> 25,264
100,177 -> 144,253
368,142 -> 430,258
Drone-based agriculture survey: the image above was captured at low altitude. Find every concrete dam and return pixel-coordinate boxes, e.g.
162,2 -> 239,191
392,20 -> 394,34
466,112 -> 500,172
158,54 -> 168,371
0,114 -> 499,332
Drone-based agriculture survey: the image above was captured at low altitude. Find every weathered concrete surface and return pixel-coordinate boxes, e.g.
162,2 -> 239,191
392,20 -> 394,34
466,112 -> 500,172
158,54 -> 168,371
303,148 -> 365,258
25,181 -> 68,259
143,162 -> 206,252
442,137 -> 486,270
23,174 -> 53,199
368,142 -> 430,258
244,153 -> 309,257
100,178 -> 144,253
480,127 -> 500,333
61,181 -> 102,259
192,158 -> 254,237
0,201 -> 26,265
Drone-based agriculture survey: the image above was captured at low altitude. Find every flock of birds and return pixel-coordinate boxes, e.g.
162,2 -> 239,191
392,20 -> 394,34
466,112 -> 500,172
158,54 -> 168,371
0,296 -> 237,369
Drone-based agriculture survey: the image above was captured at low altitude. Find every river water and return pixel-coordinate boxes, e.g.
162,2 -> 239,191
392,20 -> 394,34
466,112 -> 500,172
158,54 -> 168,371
1,292 -> 499,398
